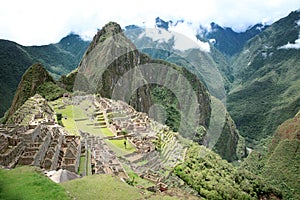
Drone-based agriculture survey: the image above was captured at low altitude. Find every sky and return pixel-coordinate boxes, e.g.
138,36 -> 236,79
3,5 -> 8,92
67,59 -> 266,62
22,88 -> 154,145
0,0 -> 299,46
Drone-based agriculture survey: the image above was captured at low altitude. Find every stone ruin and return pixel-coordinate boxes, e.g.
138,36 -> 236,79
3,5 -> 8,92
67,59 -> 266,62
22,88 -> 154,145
0,95 -> 81,173
80,131 -> 128,179
93,97 -> 157,154
0,124 -> 81,173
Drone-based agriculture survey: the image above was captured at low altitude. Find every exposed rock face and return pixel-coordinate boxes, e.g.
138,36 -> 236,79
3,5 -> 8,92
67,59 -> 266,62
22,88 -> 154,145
77,22 -> 152,113
77,22 -> 211,135
5,63 -> 55,123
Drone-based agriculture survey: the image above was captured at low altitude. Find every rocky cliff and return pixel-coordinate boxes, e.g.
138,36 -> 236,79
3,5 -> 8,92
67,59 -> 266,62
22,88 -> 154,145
77,22 -> 211,138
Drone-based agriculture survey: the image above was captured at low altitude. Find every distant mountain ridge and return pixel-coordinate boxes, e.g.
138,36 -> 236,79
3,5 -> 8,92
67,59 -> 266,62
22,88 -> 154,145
0,34 -> 89,117
200,22 -> 269,56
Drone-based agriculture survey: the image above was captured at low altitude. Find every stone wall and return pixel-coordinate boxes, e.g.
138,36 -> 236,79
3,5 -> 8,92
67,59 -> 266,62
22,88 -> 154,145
0,136 -> 25,167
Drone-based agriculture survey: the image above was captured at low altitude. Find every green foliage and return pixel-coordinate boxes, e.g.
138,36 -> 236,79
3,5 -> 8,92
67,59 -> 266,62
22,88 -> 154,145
121,129 -> 128,135
241,112 -> 300,199
58,71 -> 78,92
174,144 -> 282,199
0,166 -> 69,200
0,40 -> 32,118
4,63 -> 55,123
150,85 -> 181,132
36,81 -> 66,101
228,11 -> 300,147
262,140 -> 300,199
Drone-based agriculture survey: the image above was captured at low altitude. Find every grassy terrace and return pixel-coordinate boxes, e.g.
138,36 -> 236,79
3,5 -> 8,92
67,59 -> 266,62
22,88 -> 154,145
0,166 -> 69,200
105,139 -> 136,156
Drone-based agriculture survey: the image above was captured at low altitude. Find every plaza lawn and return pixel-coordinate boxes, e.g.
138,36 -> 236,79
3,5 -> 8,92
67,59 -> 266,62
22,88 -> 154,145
0,166 -> 69,200
105,139 -> 136,156
60,105 -> 78,135
100,127 -> 115,137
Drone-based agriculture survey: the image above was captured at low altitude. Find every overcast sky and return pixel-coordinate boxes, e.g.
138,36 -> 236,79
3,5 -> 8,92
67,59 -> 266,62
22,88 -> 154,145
0,0 -> 299,46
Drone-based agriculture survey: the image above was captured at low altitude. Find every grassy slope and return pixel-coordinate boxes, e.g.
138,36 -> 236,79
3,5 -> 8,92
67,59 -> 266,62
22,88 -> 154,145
62,174 -> 197,200
0,166 -> 191,200
62,174 -> 144,200
0,166 -> 69,200
241,110 -> 300,199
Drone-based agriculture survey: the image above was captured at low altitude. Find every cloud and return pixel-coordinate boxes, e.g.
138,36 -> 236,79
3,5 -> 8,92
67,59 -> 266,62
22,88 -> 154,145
278,38 -> 300,49
168,22 -> 210,52
0,0 -> 299,45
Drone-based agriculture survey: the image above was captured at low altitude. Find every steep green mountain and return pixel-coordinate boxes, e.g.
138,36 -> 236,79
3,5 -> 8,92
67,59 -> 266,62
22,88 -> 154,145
77,21 -> 211,139
0,34 -> 89,118
228,10 -> 300,147
210,97 -> 246,162
3,63 -> 65,124
241,110 -> 300,199
125,26 -> 246,161
0,40 -> 33,119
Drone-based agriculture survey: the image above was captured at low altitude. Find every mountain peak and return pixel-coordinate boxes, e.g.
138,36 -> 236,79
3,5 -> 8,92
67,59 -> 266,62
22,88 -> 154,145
85,22 -> 124,55
98,22 -> 122,36
4,63 -> 55,123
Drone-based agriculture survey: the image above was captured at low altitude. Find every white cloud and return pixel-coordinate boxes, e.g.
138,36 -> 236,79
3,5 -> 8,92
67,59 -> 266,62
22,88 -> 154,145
278,38 -> 300,49
0,0 -> 299,45
168,22 -> 210,52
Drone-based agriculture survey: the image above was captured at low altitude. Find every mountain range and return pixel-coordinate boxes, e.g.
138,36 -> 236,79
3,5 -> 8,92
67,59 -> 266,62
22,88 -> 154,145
0,9 -> 299,199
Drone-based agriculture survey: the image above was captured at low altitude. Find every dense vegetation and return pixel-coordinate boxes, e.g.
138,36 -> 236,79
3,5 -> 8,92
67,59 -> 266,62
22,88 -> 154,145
174,144 -> 282,199
228,11 -> 300,147
0,40 -> 32,118
241,110 -> 300,199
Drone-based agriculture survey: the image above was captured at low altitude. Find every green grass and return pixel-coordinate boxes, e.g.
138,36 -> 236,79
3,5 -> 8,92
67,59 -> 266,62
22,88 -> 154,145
0,166 -> 69,200
100,127 -> 115,137
51,101 -> 78,135
62,173 -> 185,200
109,139 -> 135,152
105,139 -> 136,156
78,156 -> 86,176
62,174 -> 145,200
60,105 -> 78,135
